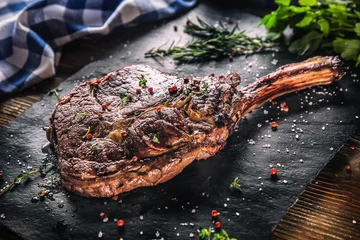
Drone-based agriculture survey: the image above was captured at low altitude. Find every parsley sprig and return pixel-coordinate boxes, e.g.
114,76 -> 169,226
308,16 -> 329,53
119,92 -> 129,105
139,75 -> 147,87
199,227 -> 236,240
260,0 -> 360,66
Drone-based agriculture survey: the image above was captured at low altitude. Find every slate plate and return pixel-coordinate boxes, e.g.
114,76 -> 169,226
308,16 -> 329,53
1,3 -> 360,240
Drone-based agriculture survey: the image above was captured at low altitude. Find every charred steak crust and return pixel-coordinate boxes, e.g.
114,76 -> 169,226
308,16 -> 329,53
48,57 -> 344,197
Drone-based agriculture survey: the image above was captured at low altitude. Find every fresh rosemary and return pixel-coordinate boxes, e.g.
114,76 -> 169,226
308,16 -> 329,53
0,163 -> 55,197
229,177 -> 241,190
76,110 -> 87,120
48,88 -> 63,101
145,17 -> 276,61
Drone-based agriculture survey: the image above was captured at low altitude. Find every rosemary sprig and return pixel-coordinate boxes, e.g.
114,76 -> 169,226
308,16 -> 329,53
0,163 -> 54,197
48,88 -> 63,101
229,177 -> 241,190
145,18 -> 276,61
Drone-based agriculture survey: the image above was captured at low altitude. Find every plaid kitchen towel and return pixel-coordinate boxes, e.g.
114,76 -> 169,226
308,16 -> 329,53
0,0 -> 197,95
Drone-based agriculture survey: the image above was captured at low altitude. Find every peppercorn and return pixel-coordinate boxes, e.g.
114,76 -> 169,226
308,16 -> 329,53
148,87 -> 153,94
173,25 -> 178,31
183,77 -> 190,84
101,104 -> 107,110
211,210 -> 218,217
270,168 -> 277,175
215,221 -> 221,229
136,88 -> 141,94
86,133 -> 93,140
117,219 -> 125,227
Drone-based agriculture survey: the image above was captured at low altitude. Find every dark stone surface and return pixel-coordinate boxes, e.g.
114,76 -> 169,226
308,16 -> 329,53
1,3 -> 360,240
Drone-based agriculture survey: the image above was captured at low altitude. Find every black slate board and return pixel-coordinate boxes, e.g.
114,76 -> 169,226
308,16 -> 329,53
1,3 -> 360,240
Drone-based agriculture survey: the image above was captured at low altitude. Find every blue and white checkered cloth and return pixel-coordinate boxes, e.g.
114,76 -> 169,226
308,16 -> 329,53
0,0 -> 197,95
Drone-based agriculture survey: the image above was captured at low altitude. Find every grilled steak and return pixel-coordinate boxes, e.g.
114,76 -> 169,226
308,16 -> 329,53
47,56 -> 344,197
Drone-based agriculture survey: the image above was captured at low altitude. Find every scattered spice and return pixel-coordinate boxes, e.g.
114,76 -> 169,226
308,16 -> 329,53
156,106 -> 162,112
101,104 -> 108,110
215,221 -> 221,229
229,177 -> 241,190
229,55 -> 233,61
209,73 -> 215,77
173,25 -> 178,31
112,195 -> 119,201
0,173 -> 3,180
117,219 -> 125,227
280,102 -> 286,108
139,75 -> 147,87
184,77 -> 190,84
211,210 -> 219,217
153,135 -> 159,143
270,121 -> 278,130
168,86 -> 178,94
121,132 -> 127,137
38,190 -> 46,201
86,133 -> 93,140
132,156 -> 138,162
136,88 -> 141,94
270,168 -> 277,175
227,18 -> 233,24
148,87 -> 153,94
283,106 -> 289,112
350,145 -> 356,150
345,165 -> 351,171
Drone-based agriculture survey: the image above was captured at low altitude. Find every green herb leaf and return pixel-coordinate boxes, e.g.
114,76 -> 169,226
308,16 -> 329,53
355,23 -> 360,37
333,38 -> 360,60
139,75 -> 147,87
318,19 -> 330,37
184,88 -> 191,95
295,12 -> 314,28
91,143 -> 98,151
288,31 -> 323,55
298,0 -> 317,7
275,0 -> 291,6
230,177 -> 241,190
76,110 -> 87,120
202,82 -> 209,89
153,135 -> 159,143
260,12 -> 278,29
119,92 -> 126,99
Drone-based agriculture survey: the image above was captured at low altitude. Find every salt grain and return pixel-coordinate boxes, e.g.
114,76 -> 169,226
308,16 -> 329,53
98,231 -> 103,238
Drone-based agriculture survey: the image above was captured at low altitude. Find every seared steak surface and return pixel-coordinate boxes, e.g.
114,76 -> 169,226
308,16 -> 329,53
48,56 -> 344,197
